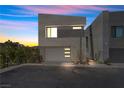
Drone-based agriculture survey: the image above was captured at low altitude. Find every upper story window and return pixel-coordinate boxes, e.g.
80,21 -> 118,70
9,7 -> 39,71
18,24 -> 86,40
111,26 -> 124,38
72,26 -> 82,30
45,27 -> 57,38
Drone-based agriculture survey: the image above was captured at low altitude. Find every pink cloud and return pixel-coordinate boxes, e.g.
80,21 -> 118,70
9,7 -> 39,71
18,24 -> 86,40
20,6 -> 77,14
0,20 -> 37,26
0,20 -> 37,31
62,5 -> 108,11
18,5 -> 108,15
2,5 -> 108,17
18,5 -> 91,15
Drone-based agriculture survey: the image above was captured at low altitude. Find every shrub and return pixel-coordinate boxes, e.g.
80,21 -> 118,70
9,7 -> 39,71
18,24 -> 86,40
0,40 -> 42,68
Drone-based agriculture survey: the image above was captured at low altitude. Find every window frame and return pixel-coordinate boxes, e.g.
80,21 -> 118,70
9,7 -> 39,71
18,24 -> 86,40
111,26 -> 124,38
45,27 -> 58,38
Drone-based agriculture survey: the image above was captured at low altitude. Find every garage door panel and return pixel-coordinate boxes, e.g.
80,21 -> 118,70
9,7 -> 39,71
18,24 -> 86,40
45,48 -> 67,62
109,48 -> 124,63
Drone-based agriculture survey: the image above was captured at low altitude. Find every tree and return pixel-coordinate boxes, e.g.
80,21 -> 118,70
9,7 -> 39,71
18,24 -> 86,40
0,40 -> 41,68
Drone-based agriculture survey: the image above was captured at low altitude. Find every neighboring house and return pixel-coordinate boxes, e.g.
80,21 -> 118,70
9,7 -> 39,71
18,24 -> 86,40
38,14 -> 86,63
85,11 -> 124,63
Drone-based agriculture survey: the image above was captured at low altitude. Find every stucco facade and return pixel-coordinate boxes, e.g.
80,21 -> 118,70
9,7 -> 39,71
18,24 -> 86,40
38,14 -> 86,63
85,11 -> 124,63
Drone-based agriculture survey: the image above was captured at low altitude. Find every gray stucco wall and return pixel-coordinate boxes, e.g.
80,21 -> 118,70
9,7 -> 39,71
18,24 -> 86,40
38,14 -> 86,45
58,29 -> 82,38
85,27 -> 92,58
86,11 -> 124,63
88,12 -> 104,62
38,14 -> 86,62
102,11 -> 110,62
85,11 -> 109,62
109,12 -> 124,48
39,37 -> 86,62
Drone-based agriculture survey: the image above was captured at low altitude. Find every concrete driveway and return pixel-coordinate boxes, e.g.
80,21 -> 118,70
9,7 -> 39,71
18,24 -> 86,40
1,64 -> 124,88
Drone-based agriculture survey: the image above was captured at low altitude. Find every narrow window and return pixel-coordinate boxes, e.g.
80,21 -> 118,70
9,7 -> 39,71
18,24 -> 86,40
64,48 -> 71,58
86,36 -> 89,51
72,26 -> 82,30
65,55 -> 71,58
64,48 -> 70,51
64,52 -> 70,54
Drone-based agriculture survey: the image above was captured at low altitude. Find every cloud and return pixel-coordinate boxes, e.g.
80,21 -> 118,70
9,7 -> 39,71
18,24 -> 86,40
1,5 -> 120,46
57,5 -> 108,11
0,20 -> 37,26
0,13 -> 36,17
0,20 -> 37,31
1,5 -> 122,18
17,5 -> 108,15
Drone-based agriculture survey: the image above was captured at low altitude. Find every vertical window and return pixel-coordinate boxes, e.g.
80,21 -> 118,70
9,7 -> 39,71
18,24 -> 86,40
72,26 -> 82,30
86,36 -> 89,51
64,48 -> 71,58
111,26 -> 124,38
46,27 -> 57,38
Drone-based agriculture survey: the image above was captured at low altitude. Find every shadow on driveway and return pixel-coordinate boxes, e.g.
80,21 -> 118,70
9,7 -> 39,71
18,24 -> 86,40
1,65 -> 124,88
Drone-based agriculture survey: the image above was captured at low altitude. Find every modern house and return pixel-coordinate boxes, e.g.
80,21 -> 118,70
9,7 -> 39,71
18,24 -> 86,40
85,11 -> 124,63
38,14 -> 86,64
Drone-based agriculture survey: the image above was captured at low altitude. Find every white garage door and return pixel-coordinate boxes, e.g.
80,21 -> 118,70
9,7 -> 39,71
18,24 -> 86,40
45,48 -> 67,62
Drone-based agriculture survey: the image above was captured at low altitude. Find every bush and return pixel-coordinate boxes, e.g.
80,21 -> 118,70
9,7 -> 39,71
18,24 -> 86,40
0,54 -> 6,68
0,40 -> 42,68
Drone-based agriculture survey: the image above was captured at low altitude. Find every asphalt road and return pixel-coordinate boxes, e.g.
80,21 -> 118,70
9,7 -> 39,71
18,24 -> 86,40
1,65 -> 124,88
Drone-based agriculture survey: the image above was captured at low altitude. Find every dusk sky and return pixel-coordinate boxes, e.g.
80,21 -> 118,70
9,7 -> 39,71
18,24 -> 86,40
0,5 -> 124,46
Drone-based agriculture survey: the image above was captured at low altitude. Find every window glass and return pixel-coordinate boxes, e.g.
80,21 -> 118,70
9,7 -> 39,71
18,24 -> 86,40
65,55 -> 70,58
116,27 -> 123,38
64,48 -> 71,58
111,26 -> 124,38
73,26 -> 82,30
64,48 -> 70,51
46,27 -> 57,38
51,28 -> 57,38
86,36 -> 89,51
47,28 -> 51,38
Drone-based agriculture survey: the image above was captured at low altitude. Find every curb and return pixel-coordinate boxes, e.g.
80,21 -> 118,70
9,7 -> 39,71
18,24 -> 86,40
0,64 -> 25,74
